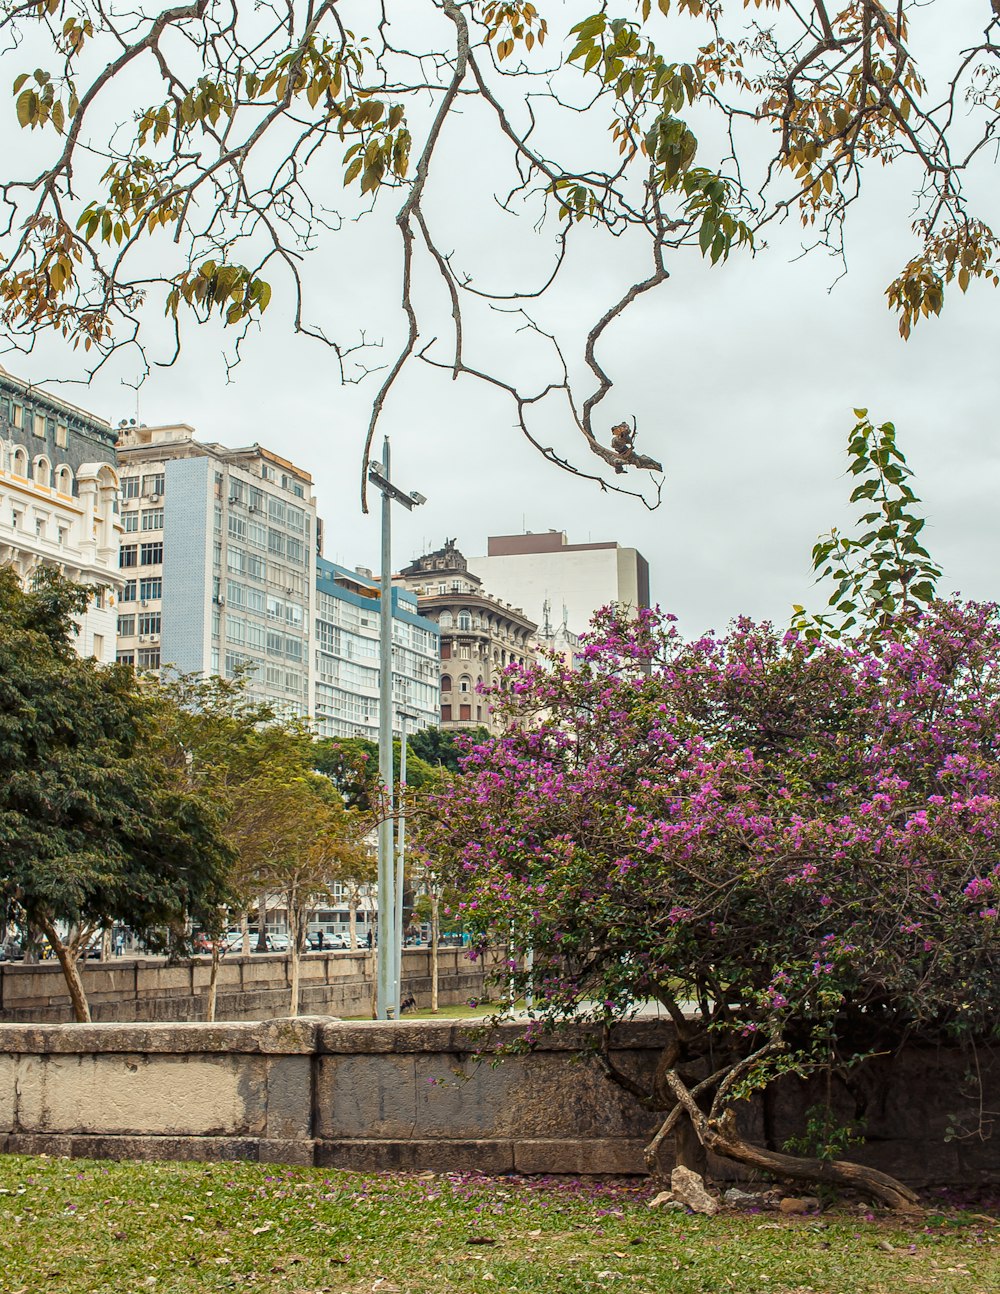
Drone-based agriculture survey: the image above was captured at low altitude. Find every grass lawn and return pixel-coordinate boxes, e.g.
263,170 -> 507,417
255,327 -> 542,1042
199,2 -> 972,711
0,1157 -> 994,1294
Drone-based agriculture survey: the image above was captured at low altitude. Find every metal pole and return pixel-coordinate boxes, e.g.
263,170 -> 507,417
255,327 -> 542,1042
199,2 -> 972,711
376,437 -> 395,1020
394,710 -> 407,1007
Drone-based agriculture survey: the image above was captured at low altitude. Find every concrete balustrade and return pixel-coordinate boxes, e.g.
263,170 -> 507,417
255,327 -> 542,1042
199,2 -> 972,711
0,948 -> 491,1024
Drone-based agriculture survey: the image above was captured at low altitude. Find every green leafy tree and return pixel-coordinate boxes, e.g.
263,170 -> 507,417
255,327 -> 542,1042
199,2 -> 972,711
2,4 -> 995,499
0,569 -> 233,1021
792,411 -> 942,642
408,726 -> 489,774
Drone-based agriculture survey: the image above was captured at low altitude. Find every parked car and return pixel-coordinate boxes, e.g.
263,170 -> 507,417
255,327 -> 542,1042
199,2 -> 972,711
252,932 -> 289,953
307,931 -> 351,951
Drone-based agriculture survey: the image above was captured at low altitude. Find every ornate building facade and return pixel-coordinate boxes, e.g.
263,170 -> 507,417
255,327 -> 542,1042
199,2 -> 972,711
396,540 -> 537,734
0,366 -> 122,662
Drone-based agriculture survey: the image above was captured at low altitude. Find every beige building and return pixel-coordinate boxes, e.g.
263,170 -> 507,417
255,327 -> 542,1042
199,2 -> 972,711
396,539 -> 537,734
0,366 -> 122,662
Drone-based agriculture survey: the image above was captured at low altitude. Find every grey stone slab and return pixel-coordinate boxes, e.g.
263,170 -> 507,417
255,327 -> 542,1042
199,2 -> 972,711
513,1138 -> 648,1175
314,1138 -> 515,1174
265,1055 -> 313,1139
258,1137 -> 316,1166
316,1054 -> 416,1139
0,1017 -> 323,1055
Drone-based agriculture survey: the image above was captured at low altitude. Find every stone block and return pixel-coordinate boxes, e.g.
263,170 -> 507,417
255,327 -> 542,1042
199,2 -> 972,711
14,1052 -> 268,1137
848,1138 -> 962,1187
265,1055 -> 312,1139
0,1017 -> 322,1055
314,1138 -> 515,1174
3,1132 -> 262,1163
258,1137 -> 316,1166
316,1054 -> 416,1138
513,1138 -> 648,1175
0,1054 -> 14,1131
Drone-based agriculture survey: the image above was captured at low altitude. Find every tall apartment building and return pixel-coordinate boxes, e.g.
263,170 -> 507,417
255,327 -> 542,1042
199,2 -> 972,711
0,365 -> 122,662
115,423 -> 317,715
467,530 -> 651,643
396,539 -> 537,734
313,558 -> 440,740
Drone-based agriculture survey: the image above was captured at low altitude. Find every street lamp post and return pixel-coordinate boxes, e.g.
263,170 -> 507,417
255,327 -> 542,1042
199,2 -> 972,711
395,706 -> 420,1008
368,440 -> 426,1021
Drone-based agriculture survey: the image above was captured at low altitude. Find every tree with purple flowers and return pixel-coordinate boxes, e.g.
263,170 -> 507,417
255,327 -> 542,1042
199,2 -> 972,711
420,597 -> 1000,1208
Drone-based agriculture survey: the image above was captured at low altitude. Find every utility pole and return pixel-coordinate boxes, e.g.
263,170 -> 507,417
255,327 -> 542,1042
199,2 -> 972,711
368,441 -> 426,1021
395,706 -> 420,1008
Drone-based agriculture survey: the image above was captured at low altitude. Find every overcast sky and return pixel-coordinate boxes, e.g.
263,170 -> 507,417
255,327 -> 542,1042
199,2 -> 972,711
2,2 -> 996,639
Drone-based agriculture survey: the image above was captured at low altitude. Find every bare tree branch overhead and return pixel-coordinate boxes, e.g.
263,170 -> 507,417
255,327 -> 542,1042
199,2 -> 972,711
1,2 -> 997,504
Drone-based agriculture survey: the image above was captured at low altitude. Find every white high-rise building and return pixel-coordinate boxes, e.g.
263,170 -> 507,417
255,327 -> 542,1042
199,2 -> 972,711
0,365 -> 122,662
115,423 -> 317,716
467,530 -> 651,646
313,557 -> 440,740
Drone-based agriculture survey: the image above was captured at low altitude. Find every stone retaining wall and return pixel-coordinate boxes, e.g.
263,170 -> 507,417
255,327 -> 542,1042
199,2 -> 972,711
0,948 -> 489,1023
0,1018 -> 995,1185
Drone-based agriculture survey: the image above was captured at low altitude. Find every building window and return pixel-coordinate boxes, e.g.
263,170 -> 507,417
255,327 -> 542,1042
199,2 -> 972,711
117,614 -> 136,636
124,512 -> 139,532
11,403 -> 23,429
440,641 -> 452,660
116,651 -> 135,665
460,645 -> 470,660
120,544 -> 138,568
458,611 -> 471,630
55,423 -> 68,449
139,577 -> 161,600
137,648 -> 161,669
141,509 -> 163,531
460,704 -> 472,721
441,704 -> 452,722
138,612 -> 161,635
33,412 -> 46,438
142,473 -> 165,496
122,476 -> 140,499
92,634 -> 104,657
121,580 -> 137,601
441,674 -> 452,692
140,542 -> 163,565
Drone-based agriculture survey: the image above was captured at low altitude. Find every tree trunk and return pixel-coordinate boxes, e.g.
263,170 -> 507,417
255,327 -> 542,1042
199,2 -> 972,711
256,893 -> 268,951
206,939 -> 221,1022
38,916 -> 91,1023
100,926 -> 112,962
288,901 -> 301,1018
430,892 -> 440,1014
241,911 -> 251,957
704,1107 -> 921,1211
348,896 -> 358,950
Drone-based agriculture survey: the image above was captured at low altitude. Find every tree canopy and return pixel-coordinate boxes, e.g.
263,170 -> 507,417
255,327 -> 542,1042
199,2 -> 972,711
0,569 -> 233,1020
2,2 -> 995,500
421,598 -> 1000,1206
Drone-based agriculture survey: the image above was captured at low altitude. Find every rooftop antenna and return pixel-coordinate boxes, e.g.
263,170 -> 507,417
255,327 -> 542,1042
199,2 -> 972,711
541,597 -> 553,641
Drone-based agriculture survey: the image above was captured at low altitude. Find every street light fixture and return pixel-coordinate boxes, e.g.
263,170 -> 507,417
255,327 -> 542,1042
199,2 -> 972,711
368,440 -> 425,1021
